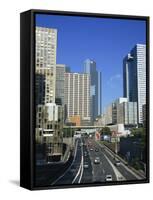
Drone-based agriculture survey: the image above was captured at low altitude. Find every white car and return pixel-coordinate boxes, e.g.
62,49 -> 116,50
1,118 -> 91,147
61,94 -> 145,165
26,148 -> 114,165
114,160 -> 121,166
83,163 -> 89,169
94,157 -> 100,164
105,175 -> 112,181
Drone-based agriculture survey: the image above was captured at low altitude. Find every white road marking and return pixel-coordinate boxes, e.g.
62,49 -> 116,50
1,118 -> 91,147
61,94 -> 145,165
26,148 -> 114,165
51,139 -> 79,185
103,152 -> 126,181
94,140 -> 126,181
97,141 -> 143,180
72,138 -> 84,184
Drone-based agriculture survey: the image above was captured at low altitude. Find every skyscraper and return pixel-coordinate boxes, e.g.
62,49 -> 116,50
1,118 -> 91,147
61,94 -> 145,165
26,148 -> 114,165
35,27 -> 57,104
84,59 -> 102,122
64,72 -> 91,125
123,44 -> 146,124
35,27 -> 64,161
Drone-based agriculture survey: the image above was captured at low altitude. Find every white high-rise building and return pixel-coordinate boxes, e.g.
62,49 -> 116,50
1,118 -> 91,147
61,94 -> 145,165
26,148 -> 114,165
35,27 -> 57,104
105,97 -> 137,126
64,73 -> 91,125
35,27 -> 64,161
123,44 -> 146,124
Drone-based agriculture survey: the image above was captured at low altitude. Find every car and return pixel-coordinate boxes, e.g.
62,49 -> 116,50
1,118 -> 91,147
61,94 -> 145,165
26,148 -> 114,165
118,176 -> 124,181
83,163 -> 89,169
114,160 -> 121,166
95,148 -> 99,152
94,157 -> 100,164
84,151 -> 87,156
90,148 -> 93,151
105,175 -> 112,181
80,142 -> 84,146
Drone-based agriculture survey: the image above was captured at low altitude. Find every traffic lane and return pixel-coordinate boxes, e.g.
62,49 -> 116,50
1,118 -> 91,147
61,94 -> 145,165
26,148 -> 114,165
93,140 -> 117,181
98,142 -> 139,181
88,142 -> 116,182
81,141 -> 93,183
53,138 -> 82,185
89,149 -> 104,182
116,164 -> 138,180
95,149 -> 116,181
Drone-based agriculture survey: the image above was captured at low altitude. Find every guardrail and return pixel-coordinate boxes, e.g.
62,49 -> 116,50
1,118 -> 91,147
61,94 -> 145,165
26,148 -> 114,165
97,141 -> 146,179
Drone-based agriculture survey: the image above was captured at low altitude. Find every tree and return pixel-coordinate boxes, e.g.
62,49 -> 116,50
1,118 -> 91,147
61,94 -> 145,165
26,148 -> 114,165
100,127 -> 111,136
131,127 -> 145,137
131,127 -> 146,148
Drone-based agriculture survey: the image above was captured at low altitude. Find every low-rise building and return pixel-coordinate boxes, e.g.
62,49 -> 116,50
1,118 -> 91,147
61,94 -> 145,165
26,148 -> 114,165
36,103 -> 64,162
69,115 -> 81,126
105,97 -> 138,127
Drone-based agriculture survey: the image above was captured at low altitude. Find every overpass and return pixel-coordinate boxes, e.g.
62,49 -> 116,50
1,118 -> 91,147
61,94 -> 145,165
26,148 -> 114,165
63,125 -> 105,129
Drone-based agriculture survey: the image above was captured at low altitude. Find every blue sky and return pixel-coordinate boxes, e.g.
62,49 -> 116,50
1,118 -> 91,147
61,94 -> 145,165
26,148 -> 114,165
36,14 -> 146,113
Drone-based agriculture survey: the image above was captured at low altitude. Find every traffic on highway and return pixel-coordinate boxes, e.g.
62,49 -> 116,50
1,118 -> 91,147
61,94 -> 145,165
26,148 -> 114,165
51,135 -> 144,186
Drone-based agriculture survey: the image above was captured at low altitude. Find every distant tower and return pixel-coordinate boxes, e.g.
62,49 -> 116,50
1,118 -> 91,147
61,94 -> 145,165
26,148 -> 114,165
84,59 -> 102,122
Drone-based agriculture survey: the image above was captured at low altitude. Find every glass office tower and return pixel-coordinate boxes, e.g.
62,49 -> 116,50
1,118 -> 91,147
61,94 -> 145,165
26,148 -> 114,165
84,59 -> 102,123
123,44 -> 146,124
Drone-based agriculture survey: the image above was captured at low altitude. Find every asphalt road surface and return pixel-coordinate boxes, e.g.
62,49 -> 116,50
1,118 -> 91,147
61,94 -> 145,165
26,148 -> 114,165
51,137 -> 144,186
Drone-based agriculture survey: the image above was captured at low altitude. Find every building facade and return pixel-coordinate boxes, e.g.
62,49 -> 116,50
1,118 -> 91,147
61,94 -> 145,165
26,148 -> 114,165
84,59 -> 102,122
123,44 -> 146,124
35,27 -> 57,104
94,114 -> 106,126
35,27 -> 64,161
69,115 -> 81,126
64,72 -> 91,125
105,103 -> 113,125
117,101 -> 138,126
105,97 -> 137,127
35,103 -> 64,161
56,64 -> 66,105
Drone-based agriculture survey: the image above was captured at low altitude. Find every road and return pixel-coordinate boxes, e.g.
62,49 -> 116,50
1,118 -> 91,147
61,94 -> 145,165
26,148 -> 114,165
51,136 -> 144,186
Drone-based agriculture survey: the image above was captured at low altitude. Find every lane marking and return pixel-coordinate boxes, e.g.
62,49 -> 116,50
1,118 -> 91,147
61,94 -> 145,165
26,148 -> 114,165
51,139 -> 79,185
98,141 -> 143,180
78,140 -> 84,183
86,139 -> 95,179
72,138 -> 84,184
102,152 -> 126,181
94,140 -> 126,181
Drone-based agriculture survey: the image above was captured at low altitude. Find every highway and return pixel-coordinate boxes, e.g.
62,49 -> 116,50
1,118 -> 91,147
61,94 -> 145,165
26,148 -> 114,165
51,136 -> 144,186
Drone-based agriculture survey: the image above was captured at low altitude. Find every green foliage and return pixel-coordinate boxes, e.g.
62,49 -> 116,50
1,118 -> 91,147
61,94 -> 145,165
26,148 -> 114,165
63,128 -> 73,137
131,127 -> 146,147
100,127 -> 111,135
